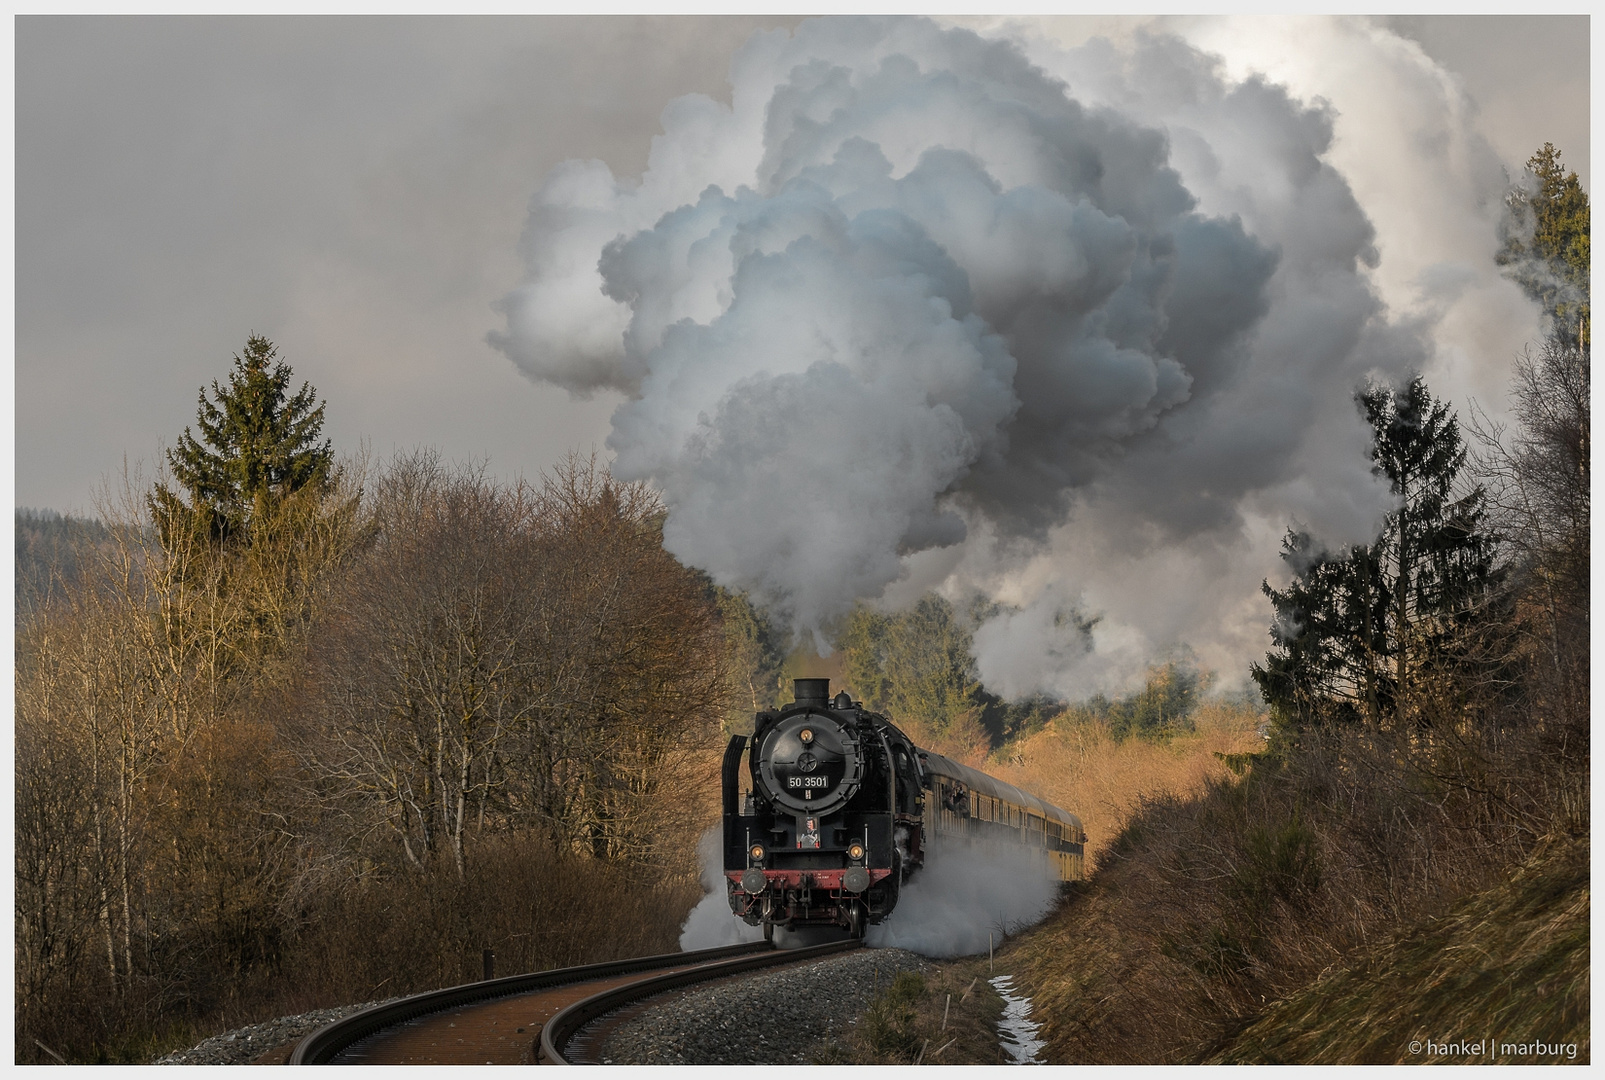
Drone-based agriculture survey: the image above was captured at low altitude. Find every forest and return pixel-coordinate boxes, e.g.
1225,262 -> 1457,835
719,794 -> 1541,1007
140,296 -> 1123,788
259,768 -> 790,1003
14,144 -> 1588,1065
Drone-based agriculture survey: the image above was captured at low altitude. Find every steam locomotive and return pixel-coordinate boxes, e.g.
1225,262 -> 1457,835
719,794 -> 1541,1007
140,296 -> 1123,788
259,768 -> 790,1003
723,678 -> 1085,939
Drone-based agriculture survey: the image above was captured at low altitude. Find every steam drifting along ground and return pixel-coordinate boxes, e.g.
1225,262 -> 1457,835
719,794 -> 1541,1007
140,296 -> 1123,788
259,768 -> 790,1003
681,829 -> 766,950
492,15 -> 1542,697
680,829 -> 1059,959
864,836 -> 1060,957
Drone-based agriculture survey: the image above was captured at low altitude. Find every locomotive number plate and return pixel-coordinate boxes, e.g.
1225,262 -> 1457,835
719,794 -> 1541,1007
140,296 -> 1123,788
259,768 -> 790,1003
788,776 -> 830,788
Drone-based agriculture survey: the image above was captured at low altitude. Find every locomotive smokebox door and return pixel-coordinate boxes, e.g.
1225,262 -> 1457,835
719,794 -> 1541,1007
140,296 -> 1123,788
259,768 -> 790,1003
756,710 -> 863,817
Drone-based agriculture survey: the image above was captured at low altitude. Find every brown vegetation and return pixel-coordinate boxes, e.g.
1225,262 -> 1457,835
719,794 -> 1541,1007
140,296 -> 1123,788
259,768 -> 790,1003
813,962 -> 1009,1065
1210,836 -> 1587,1064
14,452 -> 728,1063
996,339 -> 1588,1064
991,700 -> 1265,862
1005,712 -> 1585,1063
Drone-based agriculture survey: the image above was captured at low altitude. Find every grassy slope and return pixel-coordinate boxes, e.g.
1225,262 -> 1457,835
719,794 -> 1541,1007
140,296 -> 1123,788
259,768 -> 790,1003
997,715 -> 1588,1065
1004,806 -> 1587,1065
1211,838 -> 1589,1064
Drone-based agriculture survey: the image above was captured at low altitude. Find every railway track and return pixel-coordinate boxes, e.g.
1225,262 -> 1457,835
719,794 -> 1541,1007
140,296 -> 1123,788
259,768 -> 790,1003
287,938 -> 862,1065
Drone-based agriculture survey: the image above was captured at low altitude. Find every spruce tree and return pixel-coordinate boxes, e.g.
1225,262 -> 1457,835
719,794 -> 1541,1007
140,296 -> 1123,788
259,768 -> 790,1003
1499,143 -> 1590,345
1254,377 -> 1498,727
151,334 -> 333,546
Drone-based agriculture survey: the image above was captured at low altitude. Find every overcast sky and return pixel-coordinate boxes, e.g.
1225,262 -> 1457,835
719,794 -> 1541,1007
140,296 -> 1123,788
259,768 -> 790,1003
14,15 -> 1588,516
10,15 -> 1594,693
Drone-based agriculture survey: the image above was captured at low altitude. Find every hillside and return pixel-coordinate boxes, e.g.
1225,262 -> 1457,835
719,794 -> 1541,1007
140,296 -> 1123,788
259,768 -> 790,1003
999,721 -> 1588,1064
1210,837 -> 1588,1064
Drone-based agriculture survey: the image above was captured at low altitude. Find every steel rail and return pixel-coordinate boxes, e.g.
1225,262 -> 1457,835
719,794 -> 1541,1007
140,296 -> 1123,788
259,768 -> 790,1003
288,941 -> 772,1064
540,938 -> 863,1064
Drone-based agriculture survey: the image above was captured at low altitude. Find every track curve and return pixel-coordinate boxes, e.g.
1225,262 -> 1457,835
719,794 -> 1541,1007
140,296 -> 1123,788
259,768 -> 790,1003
543,939 -> 862,1064
288,942 -> 770,1064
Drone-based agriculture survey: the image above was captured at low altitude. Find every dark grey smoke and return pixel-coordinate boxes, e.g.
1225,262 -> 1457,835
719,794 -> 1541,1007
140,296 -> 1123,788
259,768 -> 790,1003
492,16 -> 1460,691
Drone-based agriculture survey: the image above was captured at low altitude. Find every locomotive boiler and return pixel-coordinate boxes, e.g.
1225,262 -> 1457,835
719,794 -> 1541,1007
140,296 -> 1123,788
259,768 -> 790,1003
722,678 -> 1085,939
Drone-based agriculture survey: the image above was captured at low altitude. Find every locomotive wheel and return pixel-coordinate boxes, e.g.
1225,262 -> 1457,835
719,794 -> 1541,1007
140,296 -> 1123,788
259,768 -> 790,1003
763,921 -> 775,944
846,904 -> 865,940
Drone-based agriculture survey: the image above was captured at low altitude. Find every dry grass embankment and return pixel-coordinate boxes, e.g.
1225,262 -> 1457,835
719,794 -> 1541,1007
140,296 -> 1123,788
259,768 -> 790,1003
812,960 -> 1009,1065
996,718 -> 1587,1064
990,701 -> 1266,861
1211,836 -> 1588,1064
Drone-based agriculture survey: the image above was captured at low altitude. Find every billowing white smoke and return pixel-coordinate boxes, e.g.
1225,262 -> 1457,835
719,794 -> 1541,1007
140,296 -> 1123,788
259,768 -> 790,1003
492,16 -> 1535,694
679,828 -> 765,951
865,835 -> 1061,957
676,827 -> 1060,957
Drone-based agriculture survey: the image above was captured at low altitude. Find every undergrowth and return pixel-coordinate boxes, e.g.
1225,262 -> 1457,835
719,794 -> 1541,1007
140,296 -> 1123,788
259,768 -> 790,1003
1004,715 -> 1588,1063
1211,836 -> 1588,1063
812,961 -> 1007,1065
19,836 -> 700,1065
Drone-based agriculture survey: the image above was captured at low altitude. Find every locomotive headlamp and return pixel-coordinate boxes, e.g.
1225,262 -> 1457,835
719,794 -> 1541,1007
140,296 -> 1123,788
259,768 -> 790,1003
799,728 -> 814,744
749,844 -> 766,862
847,842 -> 865,861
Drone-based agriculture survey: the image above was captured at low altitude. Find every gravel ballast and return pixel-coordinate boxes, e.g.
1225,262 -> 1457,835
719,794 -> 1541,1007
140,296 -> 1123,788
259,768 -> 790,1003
154,947 -> 931,1065
597,947 -> 932,1064
151,998 -> 403,1065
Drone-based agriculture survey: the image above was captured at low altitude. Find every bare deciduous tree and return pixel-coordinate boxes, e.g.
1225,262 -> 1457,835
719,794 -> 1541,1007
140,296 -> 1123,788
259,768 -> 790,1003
302,452 -> 726,876
1472,335 -> 1590,733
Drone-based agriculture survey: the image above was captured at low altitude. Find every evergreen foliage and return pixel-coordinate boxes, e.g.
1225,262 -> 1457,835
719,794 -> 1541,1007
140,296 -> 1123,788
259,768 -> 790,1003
982,692 -> 1065,747
1091,655 -> 1210,741
839,594 -> 991,756
15,508 -> 110,612
1499,143 -> 1590,344
714,586 -> 788,730
1254,377 -> 1499,727
150,335 -> 333,546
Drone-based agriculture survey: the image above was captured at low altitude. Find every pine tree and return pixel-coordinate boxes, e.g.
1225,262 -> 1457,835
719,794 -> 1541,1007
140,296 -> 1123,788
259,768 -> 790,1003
1254,377 -> 1498,727
1253,529 -> 1391,727
151,335 -> 333,546
1499,143 -> 1590,345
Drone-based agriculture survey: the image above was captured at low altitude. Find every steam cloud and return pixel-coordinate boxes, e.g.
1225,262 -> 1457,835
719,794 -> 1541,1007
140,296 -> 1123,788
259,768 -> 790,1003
677,828 -> 1061,957
493,16 -> 1535,695
679,829 -> 766,950
864,835 -> 1060,957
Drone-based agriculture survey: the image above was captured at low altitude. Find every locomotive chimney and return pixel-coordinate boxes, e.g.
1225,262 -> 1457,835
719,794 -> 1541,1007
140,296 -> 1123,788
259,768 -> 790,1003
792,678 -> 830,708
